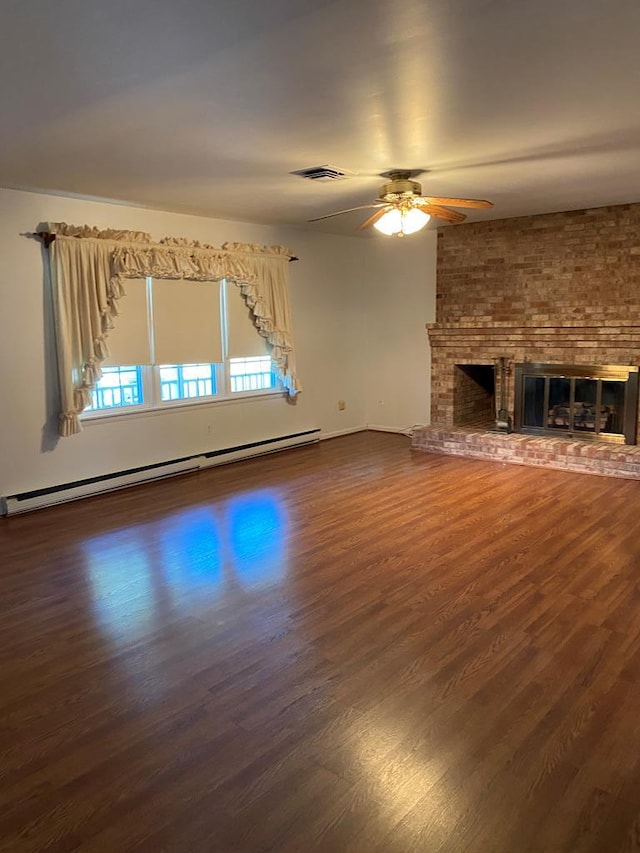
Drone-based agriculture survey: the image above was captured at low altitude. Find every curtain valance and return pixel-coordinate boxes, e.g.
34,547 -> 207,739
111,244 -> 282,284
45,223 -> 300,436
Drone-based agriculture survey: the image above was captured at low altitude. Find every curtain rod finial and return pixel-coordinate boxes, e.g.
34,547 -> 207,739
30,231 -> 56,248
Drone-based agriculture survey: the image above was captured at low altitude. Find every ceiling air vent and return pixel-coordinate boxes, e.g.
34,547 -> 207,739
291,164 -> 354,182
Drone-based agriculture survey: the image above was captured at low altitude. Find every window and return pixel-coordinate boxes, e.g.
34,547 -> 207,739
229,356 -> 276,393
81,279 -> 279,420
159,363 -> 218,401
86,366 -> 144,412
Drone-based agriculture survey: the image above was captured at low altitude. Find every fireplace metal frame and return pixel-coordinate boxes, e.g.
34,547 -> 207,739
514,362 -> 639,445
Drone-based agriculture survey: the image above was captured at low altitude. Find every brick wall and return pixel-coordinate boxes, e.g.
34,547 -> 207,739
436,203 -> 640,326
428,203 -> 640,434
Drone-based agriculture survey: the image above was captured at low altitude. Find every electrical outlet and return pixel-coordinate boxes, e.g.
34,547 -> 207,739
337,400 -> 346,411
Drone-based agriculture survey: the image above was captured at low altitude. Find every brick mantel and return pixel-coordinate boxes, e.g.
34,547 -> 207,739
428,323 -> 640,348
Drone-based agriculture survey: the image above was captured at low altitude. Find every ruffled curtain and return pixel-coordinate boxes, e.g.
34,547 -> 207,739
49,237 -> 126,436
47,224 -> 300,437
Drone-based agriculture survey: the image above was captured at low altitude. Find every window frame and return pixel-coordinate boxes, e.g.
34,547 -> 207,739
80,279 -> 283,423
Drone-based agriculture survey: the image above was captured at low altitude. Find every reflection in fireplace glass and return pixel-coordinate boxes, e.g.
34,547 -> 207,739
523,376 -> 544,427
572,379 -> 598,432
603,380 -> 625,434
548,378 -> 571,430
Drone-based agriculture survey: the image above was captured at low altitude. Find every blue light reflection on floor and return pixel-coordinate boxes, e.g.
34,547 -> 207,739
226,491 -> 287,589
158,507 -> 223,594
83,490 -> 288,638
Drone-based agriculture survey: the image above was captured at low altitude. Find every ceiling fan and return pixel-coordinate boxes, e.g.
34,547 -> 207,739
308,170 -> 493,236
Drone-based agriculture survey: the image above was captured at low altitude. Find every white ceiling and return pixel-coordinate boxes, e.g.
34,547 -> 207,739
2,0 -> 640,235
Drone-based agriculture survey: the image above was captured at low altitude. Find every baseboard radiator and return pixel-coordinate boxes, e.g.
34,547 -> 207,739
1,429 -> 320,516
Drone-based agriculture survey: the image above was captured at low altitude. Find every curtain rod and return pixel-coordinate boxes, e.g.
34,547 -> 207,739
31,232 -> 299,261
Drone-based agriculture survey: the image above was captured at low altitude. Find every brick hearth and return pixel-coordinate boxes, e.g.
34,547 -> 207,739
413,426 -> 640,479
412,202 -> 640,478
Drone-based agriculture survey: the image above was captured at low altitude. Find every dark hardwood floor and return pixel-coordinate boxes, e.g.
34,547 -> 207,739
3,431 -> 640,851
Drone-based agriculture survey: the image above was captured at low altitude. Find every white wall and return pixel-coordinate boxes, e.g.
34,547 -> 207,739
0,187 -> 436,496
364,232 -> 437,431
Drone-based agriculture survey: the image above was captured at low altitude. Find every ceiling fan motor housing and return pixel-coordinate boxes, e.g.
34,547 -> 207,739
379,175 -> 422,202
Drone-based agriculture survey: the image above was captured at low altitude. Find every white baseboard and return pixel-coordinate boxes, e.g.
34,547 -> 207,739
3,429 -> 320,515
321,425 -> 415,440
199,430 -> 319,468
3,425 -> 415,516
3,458 -> 200,515
366,424 -> 413,436
320,426 -> 367,440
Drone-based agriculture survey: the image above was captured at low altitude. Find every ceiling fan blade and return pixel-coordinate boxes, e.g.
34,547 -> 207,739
419,204 -> 467,223
308,203 -> 384,223
357,207 -> 392,231
422,196 -> 493,209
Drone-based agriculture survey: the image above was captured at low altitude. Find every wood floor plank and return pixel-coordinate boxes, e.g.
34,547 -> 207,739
3,431 -> 640,850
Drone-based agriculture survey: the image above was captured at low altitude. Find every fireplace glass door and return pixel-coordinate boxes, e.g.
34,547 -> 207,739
515,364 -> 639,445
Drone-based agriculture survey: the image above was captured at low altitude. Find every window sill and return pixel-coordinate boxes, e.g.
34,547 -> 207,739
80,388 -> 286,425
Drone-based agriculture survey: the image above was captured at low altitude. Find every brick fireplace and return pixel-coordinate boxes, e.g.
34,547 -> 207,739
412,202 -> 640,479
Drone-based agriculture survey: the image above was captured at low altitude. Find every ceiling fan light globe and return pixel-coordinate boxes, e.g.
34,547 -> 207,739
373,208 -> 403,236
373,207 -> 430,236
402,208 -> 430,234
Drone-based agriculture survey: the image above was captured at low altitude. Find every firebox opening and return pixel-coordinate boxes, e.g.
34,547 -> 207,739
453,364 -> 495,427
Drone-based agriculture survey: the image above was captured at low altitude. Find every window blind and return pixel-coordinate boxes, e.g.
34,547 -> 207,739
103,278 -> 151,367
152,279 -> 223,365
